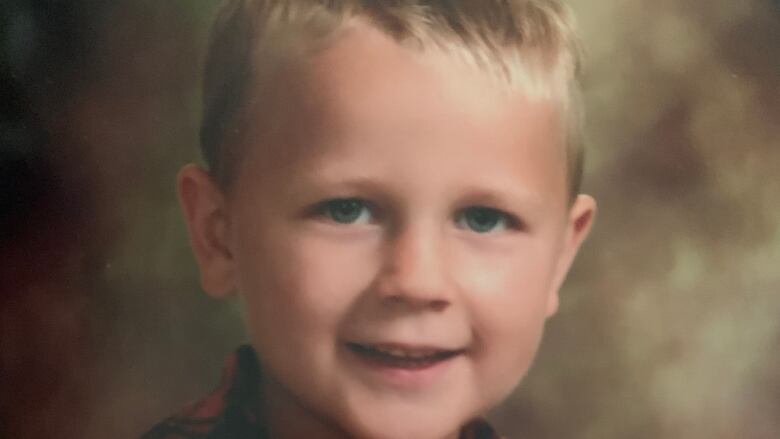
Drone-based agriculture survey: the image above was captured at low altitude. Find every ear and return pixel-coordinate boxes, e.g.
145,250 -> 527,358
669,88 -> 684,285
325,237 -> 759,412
177,164 -> 236,298
546,194 -> 597,317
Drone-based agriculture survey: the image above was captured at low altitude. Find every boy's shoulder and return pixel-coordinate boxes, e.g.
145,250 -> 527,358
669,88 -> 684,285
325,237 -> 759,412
141,345 -> 504,439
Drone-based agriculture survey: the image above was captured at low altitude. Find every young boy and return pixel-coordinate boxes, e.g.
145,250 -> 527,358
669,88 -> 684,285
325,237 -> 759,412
145,0 -> 595,438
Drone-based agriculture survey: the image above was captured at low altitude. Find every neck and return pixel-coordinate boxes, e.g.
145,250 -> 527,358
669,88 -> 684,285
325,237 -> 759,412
259,372 -> 353,439
257,369 -> 473,439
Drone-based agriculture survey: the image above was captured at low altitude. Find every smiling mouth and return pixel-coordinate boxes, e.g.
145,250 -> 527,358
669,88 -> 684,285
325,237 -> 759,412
346,342 -> 464,369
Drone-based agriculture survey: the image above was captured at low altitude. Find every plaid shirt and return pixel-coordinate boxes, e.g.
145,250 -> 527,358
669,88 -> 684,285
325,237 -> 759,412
142,345 -> 503,439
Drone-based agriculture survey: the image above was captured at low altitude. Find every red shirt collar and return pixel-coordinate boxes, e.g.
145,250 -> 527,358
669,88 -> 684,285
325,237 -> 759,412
143,345 -> 503,439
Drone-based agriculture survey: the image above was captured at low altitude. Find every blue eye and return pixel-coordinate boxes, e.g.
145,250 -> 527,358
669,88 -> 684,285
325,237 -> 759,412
320,198 -> 373,224
457,207 -> 512,233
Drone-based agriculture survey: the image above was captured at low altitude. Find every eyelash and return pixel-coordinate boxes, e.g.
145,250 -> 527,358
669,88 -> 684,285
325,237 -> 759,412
313,198 -> 522,233
455,206 -> 520,233
314,198 -> 376,225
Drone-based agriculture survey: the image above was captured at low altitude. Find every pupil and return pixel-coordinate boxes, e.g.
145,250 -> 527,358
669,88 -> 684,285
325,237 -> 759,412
331,199 -> 362,223
466,208 -> 499,232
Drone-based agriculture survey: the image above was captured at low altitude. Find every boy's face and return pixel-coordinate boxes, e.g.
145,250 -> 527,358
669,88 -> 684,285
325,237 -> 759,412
179,24 -> 594,439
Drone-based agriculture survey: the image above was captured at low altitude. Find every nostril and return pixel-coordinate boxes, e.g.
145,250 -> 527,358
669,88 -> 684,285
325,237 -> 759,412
429,299 -> 449,312
382,293 -> 451,312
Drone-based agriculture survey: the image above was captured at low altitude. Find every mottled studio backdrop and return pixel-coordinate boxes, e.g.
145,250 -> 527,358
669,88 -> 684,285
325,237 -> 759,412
1,1 -> 778,438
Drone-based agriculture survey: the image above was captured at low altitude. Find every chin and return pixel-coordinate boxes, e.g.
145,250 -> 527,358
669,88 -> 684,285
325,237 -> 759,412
342,404 -> 466,439
350,422 -> 459,439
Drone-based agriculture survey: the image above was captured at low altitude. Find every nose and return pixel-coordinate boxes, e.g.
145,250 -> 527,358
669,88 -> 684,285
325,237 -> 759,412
372,223 -> 452,312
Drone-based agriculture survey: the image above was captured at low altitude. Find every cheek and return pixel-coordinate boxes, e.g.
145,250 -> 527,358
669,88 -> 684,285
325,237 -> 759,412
454,238 -> 559,313
234,228 -> 379,344
453,239 -> 559,385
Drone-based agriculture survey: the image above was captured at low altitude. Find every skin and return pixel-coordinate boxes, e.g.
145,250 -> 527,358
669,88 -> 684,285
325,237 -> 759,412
178,23 -> 595,439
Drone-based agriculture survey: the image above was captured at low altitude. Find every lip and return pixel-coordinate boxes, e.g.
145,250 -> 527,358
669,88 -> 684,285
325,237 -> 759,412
343,341 -> 465,388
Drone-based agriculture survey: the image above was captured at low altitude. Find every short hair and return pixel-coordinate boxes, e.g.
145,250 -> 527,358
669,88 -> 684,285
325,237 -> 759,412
201,0 -> 585,198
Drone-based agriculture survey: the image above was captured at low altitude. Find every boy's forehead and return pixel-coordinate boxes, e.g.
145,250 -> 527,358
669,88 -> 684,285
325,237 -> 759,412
253,23 -> 563,145
306,23 -> 545,115
237,22 -> 568,203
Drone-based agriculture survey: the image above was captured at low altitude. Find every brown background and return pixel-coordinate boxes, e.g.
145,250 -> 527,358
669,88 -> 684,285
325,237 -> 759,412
1,0 -> 778,438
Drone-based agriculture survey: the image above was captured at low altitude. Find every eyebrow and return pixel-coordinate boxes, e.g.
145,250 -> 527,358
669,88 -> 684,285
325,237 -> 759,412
299,169 -> 548,210
298,172 -> 386,192
454,185 -> 547,213
286,172 -> 392,203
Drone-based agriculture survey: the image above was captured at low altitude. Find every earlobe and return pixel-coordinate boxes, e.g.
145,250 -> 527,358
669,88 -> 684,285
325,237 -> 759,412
177,164 -> 236,298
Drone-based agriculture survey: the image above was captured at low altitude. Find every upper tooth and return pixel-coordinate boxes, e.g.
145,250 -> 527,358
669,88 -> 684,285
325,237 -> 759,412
374,346 -> 436,358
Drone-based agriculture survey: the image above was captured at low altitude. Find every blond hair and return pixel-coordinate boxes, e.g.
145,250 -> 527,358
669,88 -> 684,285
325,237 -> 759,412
201,0 -> 585,197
